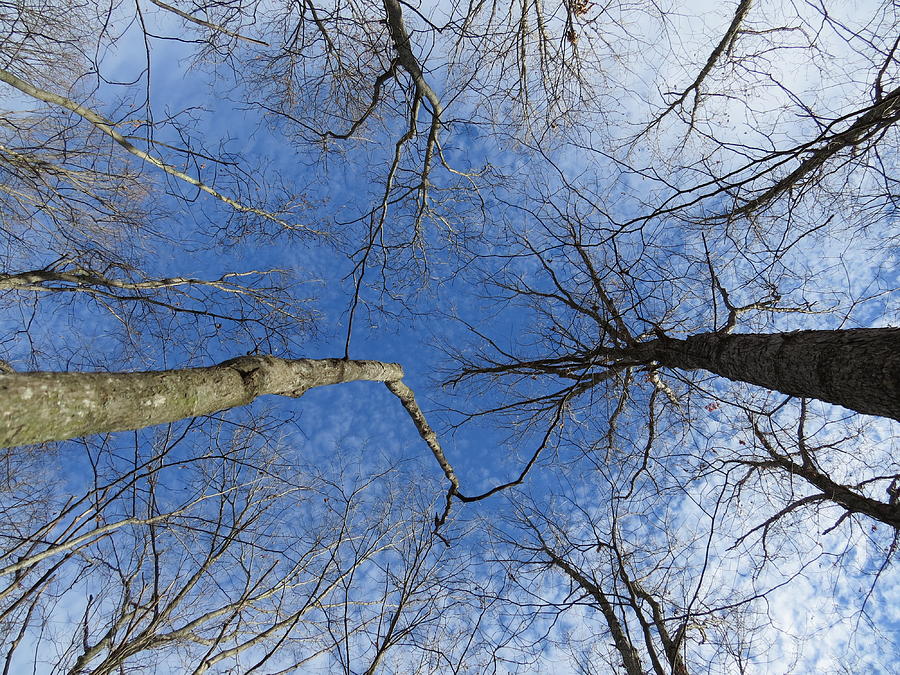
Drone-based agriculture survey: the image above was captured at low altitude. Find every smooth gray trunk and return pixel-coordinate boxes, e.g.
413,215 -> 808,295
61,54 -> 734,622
649,328 -> 900,420
0,356 -> 402,448
543,549 -> 644,675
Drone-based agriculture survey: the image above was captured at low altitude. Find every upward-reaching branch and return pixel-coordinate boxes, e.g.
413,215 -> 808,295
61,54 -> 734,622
641,0 -> 753,135
540,545 -> 645,675
382,0 -> 443,188
0,68 -> 313,231
719,85 -> 900,221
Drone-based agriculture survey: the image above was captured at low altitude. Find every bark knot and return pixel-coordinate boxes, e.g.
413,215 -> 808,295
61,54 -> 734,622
220,355 -> 269,397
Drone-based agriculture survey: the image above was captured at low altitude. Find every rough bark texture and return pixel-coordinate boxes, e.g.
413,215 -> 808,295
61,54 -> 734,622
650,328 -> 900,420
0,356 -> 403,448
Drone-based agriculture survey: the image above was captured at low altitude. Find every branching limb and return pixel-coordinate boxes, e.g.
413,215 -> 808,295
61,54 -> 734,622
611,540 -> 688,675
146,0 -> 269,46
718,84 -> 900,221
640,0 -> 753,136
701,235 -> 820,333
382,0 -> 444,221
386,376 -> 571,534
0,263 -> 307,340
539,544 -> 644,675
323,60 -> 400,140
747,418 -> 900,528
0,68 -> 314,231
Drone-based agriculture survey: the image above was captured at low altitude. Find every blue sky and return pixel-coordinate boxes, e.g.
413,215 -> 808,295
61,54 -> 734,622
1,0 -> 899,672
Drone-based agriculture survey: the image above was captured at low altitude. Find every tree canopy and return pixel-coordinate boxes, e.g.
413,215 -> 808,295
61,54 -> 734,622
1,0 -> 898,671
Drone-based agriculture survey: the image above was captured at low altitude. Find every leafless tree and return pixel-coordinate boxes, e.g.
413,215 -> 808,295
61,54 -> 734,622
0,1 -> 319,370
1,0 -> 898,671
484,481 -> 776,674
0,420 -> 491,674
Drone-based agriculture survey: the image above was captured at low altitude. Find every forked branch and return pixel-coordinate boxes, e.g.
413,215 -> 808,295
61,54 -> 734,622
0,68 -> 313,231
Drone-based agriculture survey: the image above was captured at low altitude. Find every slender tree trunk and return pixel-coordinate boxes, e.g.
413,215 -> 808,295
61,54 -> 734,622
649,328 -> 900,420
543,548 -> 645,675
0,356 -> 402,448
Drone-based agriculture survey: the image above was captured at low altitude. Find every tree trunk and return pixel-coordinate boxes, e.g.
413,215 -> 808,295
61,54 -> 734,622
543,548 -> 645,675
0,356 -> 403,448
650,328 -> 900,421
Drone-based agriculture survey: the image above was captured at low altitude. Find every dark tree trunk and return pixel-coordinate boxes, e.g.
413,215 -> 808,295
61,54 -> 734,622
0,356 -> 402,448
543,548 -> 645,675
649,328 -> 900,421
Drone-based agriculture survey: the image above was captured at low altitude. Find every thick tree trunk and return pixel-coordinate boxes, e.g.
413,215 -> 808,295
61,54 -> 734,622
650,328 -> 900,420
0,356 -> 402,448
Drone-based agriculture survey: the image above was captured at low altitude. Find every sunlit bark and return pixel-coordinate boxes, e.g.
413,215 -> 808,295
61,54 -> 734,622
0,357 -> 402,447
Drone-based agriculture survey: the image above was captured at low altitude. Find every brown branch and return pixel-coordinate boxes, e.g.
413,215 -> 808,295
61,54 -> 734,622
750,420 -> 900,528
721,85 -> 900,220
540,546 -> 644,675
642,0 -> 753,134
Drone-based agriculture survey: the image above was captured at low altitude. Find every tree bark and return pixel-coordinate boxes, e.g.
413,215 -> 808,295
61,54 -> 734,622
0,356 -> 403,448
649,328 -> 900,420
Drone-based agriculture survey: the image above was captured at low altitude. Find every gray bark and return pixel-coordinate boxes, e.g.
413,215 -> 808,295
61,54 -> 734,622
0,356 -> 402,448
649,328 -> 900,420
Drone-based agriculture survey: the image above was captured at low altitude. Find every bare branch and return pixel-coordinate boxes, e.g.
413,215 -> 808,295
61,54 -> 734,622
0,68 -> 315,232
